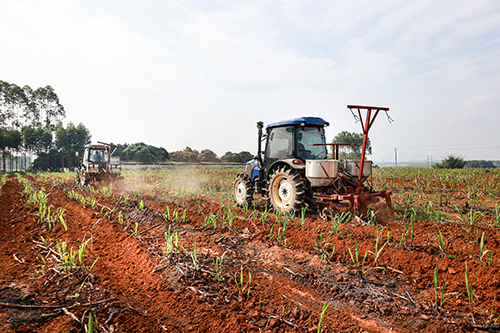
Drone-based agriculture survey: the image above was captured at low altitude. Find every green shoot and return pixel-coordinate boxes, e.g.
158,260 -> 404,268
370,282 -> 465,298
191,241 -> 199,273
464,262 -> 474,306
213,252 -> 226,281
368,226 -> 389,265
433,264 -> 460,307
234,265 -> 252,298
317,302 -> 329,333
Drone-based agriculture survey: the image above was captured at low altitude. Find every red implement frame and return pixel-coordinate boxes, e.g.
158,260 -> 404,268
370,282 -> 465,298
347,105 -> 389,189
97,141 -> 124,174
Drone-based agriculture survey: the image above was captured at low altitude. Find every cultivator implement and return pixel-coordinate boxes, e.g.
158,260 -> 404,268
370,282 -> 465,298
308,105 -> 393,215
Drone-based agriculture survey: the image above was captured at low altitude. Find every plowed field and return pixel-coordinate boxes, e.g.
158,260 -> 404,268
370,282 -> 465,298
1,168 -> 500,332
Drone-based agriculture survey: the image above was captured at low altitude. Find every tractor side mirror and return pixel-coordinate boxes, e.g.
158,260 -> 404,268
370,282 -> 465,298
75,151 -> 81,164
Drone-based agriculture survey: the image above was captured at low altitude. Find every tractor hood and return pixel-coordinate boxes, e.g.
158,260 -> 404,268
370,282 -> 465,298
266,117 -> 329,129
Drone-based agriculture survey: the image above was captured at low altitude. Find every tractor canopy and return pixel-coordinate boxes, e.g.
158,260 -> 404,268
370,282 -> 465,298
266,117 -> 329,129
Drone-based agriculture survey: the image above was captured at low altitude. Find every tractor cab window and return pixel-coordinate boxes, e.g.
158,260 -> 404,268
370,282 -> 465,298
90,149 -> 106,163
266,127 -> 294,164
296,126 -> 328,160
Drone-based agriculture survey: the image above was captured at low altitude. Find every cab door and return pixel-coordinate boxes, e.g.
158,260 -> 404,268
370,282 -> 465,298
264,126 -> 294,171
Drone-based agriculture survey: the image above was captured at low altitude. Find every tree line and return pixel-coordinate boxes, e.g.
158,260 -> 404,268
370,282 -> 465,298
110,145 -> 253,164
17,78 -> 488,171
0,80 -> 253,171
113,143 -> 170,163
433,155 -> 497,169
0,80 -> 93,171
168,147 -> 253,163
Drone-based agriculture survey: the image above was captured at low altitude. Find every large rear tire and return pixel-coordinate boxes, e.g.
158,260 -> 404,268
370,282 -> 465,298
233,174 -> 254,207
268,166 -> 306,213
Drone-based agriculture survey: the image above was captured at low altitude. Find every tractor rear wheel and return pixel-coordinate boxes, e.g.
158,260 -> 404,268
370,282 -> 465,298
233,174 -> 254,207
268,166 -> 306,213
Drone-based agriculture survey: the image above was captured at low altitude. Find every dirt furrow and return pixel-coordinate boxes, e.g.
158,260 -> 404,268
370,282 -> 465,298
2,174 -> 496,332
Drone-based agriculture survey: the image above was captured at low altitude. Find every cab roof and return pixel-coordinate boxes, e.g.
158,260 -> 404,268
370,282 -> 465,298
84,144 -> 106,150
266,117 -> 329,129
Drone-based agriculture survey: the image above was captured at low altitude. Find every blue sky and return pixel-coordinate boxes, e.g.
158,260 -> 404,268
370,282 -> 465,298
2,0 -> 500,163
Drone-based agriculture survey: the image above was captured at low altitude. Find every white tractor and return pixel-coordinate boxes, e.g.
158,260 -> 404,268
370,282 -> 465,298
77,141 -> 123,186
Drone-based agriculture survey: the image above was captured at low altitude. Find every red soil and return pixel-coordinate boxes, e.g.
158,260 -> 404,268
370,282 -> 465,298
1,174 -> 499,332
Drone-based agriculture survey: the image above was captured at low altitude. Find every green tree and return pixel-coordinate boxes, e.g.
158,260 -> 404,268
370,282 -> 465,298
170,147 -> 199,162
234,151 -> 253,163
22,126 -> 43,156
465,160 -> 495,169
0,128 -> 22,172
152,146 -> 169,161
0,81 -> 19,127
434,154 -> 466,169
1,80 -> 66,171
0,81 -> 10,124
220,151 -> 252,163
29,85 -> 65,130
1,81 -> 64,131
0,81 -> 32,129
123,143 -> 155,162
198,149 -> 219,162
121,143 -> 169,162
30,129 -> 53,171
220,151 -> 235,162
332,131 -> 371,159
55,122 -> 92,168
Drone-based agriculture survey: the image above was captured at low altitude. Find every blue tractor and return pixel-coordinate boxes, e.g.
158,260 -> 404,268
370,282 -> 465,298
232,105 -> 392,214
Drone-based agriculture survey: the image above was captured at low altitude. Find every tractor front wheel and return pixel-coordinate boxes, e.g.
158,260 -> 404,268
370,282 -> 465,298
268,166 -> 306,213
233,174 -> 254,207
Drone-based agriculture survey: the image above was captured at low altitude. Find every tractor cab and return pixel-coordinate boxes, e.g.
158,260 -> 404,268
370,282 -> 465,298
87,147 -> 107,164
84,145 -> 107,165
81,144 -> 108,177
262,117 -> 329,176
264,118 -> 329,169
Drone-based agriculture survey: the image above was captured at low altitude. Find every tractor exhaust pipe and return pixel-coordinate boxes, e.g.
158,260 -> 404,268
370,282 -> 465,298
256,121 -> 265,193
257,121 -> 264,163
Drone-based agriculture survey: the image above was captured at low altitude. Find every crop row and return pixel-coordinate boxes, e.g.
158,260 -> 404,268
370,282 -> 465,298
18,167 -> 500,328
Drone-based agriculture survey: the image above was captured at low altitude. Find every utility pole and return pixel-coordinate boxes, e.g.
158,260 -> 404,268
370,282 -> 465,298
394,147 -> 397,168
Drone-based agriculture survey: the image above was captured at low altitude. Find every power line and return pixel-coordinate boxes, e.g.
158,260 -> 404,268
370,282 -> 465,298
400,146 -> 500,151
398,142 -> 500,148
377,145 -> 500,152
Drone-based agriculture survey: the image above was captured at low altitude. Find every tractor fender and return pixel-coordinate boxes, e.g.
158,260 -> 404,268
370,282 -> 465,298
246,158 -> 260,182
266,159 -> 304,180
